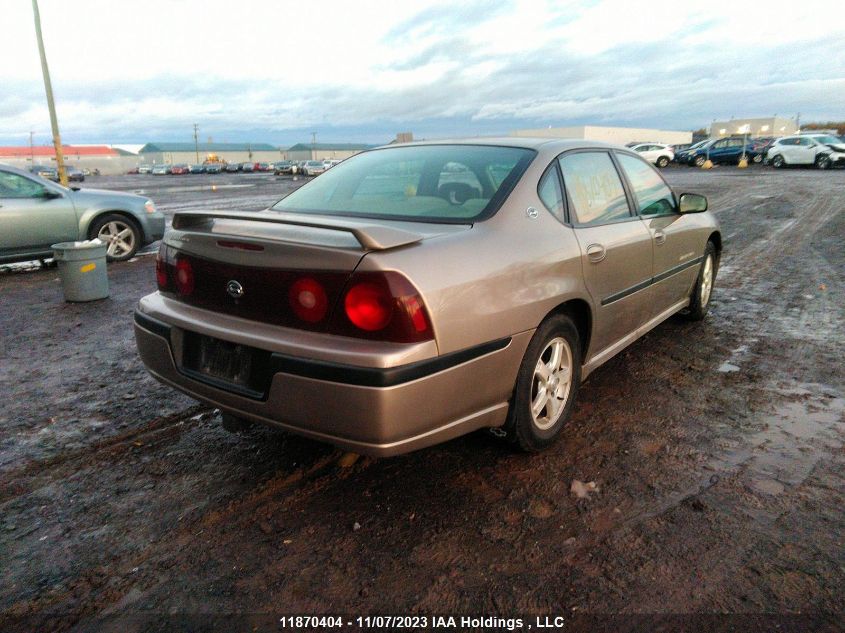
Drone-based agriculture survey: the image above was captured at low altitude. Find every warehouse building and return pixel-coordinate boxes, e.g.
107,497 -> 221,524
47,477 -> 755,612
285,143 -> 374,161
138,142 -> 282,167
0,145 -> 136,175
512,125 -> 692,146
709,116 -> 798,139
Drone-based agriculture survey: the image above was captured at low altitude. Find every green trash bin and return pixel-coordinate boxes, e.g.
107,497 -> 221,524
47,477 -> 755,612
51,239 -> 110,302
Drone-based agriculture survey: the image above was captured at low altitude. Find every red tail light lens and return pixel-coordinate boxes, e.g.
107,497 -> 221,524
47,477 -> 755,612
344,282 -> 392,331
174,257 -> 194,296
289,277 -> 329,323
334,272 -> 433,343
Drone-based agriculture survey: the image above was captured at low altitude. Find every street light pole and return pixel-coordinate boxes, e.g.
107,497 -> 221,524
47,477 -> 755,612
29,130 -> 35,165
32,0 -> 67,186
193,123 -> 200,163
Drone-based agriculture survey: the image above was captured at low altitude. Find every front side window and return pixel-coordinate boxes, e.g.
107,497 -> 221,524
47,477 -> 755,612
0,171 -> 47,199
616,154 -> 676,216
559,152 -> 630,225
273,145 -> 535,222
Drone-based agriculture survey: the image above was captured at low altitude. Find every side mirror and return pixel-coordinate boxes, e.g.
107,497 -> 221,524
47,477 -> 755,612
40,189 -> 63,200
678,193 -> 707,213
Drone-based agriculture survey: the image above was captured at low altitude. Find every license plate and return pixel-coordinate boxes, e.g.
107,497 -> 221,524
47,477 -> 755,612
188,334 -> 256,388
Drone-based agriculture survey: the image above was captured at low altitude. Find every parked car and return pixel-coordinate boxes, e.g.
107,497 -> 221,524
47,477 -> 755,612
138,165 -> 153,174
685,137 -> 759,166
170,164 -> 190,175
273,160 -> 294,175
765,134 -> 845,169
30,165 -> 58,181
82,168 -> 92,176
748,137 -> 775,163
225,163 -> 241,172
151,164 -> 171,175
630,143 -> 674,168
66,166 -> 85,182
673,140 -> 708,164
241,162 -> 254,173
135,139 -> 720,456
0,164 -> 165,263
189,164 -> 206,174
204,163 -> 223,174
254,162 -> 270,172
302,160 -> 326,176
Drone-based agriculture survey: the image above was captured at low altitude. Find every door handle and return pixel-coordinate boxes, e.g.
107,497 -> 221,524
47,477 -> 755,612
586,243 -> 606,263
653,229 -> 666,245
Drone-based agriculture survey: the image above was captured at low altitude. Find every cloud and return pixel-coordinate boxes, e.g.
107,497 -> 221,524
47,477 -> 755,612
1,0 -> 844,144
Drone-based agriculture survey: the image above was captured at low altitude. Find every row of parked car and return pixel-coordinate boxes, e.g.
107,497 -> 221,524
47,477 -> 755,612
628,133 -> 845,170
132,158 -> 344,177
29,164 -> 95,182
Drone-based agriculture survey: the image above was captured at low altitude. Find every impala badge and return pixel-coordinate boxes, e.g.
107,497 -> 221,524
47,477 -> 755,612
226,280 -> 244,299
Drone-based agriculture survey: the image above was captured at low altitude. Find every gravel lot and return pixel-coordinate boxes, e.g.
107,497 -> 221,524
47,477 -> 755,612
1,166 -> 843,631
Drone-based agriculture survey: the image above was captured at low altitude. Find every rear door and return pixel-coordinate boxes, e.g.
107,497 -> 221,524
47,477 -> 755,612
0,169 -> 77,256
615,152 -> 702,317
793,137 -> 817,164
558,150 -> 654,355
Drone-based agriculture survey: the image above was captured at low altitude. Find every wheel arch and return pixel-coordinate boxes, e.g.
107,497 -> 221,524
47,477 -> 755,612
707,230 -> 722,266
542,298 -> 593,362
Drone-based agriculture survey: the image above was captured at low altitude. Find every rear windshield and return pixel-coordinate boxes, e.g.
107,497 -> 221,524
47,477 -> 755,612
272,144 -> 536,223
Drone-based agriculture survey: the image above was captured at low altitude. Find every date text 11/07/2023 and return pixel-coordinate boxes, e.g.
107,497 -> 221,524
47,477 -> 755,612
277,615 -> 568,629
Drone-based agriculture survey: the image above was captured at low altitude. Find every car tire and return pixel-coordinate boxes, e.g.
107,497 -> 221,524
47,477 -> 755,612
656,156 -> 669,168
772,155 -> 785,169
694,155 -> 706,167
89,214 -> 141,262
503,313 -> 582,452
221,412 -> 254,433
752,154 -> 763,163
815,155 -> 831,170
683,241 -> 717,321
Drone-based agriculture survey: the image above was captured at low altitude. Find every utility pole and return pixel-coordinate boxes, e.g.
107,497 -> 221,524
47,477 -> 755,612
32,0 -> 67,186
311,131 -> 317,159
29,130 -> 35,165
193,123 -> 200,163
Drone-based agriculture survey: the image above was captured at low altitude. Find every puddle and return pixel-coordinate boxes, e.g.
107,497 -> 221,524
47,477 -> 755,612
709,384 -> 845,489
718,362 -> 740,373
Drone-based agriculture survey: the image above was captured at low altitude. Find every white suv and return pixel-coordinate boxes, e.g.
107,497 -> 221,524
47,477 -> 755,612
630,143 -> 674,168
766,134 -> 845,169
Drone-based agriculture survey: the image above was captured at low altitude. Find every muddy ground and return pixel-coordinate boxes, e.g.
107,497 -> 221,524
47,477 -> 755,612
1,167 -> 843,631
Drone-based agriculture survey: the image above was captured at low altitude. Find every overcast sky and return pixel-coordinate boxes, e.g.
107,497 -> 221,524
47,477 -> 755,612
1,0 -> 843,146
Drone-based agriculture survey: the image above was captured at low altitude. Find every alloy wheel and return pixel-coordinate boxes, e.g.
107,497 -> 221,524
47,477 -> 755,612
97,220 -> 136,259
700,254 -> 714,307
530,337 -> 573,431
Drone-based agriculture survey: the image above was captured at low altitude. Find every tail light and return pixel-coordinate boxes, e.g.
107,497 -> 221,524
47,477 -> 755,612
174,257 -> 194,296
156,249 -> 433,343
288,277 -> 329,323
332,271 -> 432,343
344,282 -> 392,331
155,245 -> 169,290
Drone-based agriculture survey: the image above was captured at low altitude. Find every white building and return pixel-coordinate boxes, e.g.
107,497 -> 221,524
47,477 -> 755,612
511,125 -> 691,146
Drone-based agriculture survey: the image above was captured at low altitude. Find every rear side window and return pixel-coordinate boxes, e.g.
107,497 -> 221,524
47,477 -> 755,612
537,167 -> 565,222
559,152 -> 630,225
616,154 -> 676,216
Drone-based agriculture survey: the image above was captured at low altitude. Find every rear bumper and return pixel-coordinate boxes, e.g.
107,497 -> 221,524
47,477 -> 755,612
134,309 -> 531,456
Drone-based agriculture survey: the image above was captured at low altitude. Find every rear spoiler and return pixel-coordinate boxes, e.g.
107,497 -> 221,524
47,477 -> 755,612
171,210 -> 424,251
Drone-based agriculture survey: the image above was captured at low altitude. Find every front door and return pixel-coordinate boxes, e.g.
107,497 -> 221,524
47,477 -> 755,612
615,153 -> 702,316
0,169 -> 78,255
